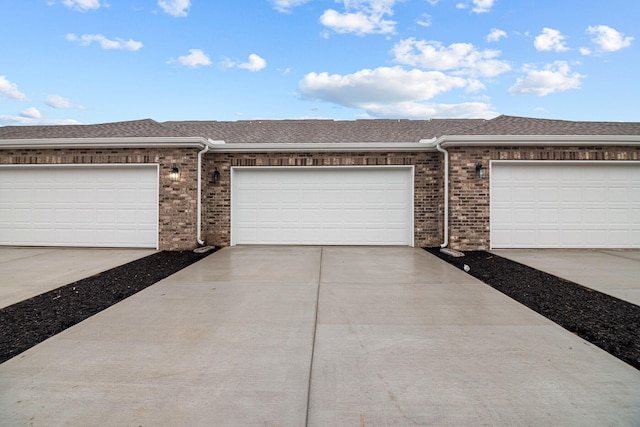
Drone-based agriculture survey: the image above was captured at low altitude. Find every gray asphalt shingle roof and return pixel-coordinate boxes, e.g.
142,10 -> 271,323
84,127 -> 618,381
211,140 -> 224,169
0,119 -> 189,140
457,115 -> 640,136
1,115 -> 639,143
162,119 -> 485,143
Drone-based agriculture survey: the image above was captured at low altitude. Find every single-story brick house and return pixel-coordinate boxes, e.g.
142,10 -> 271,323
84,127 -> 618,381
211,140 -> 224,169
1,115 -> 638,251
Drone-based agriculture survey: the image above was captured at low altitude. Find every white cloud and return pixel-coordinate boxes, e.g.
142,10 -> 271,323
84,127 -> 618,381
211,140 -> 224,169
416,14 -> 432,28
579,47 -> 592,56
0,115 -> 80,126
392,38 -> 511,77
62,0 -> 101,12
20,107 -> 41,119
238,54 -> 267,72
362,101 -> 498,119
176,49 -> 211,67
299,65 -> 496,119
465,78 -> 485,93
426,0 -> 440,5
587,25 -> 633,52
299,66 -> 468,109
223,54 -> 267,72
45,95 -> 72,109
270,0 -> 311,13
45,95 -> 84,109
320,0 -> 397,35
0,76 -> 27,101
509,61 -> 584,96
487,28 -> 506,42
534,28 -> 568,52
472,0 -> 496,13
66,33 -> 143,51
158,0 -> 190,17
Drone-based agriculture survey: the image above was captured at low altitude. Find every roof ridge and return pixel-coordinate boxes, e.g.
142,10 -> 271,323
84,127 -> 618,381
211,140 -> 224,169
444,117 -> 492,135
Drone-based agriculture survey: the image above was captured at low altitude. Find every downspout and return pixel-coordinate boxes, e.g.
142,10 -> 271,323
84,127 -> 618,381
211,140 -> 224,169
196,142 -> 210,246
435,142 -> 449,249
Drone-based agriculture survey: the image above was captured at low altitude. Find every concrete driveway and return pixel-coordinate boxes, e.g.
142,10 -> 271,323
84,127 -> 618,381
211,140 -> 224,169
1,246 -> 639,426
494,249 -> 640,306
0,247 -> 157,309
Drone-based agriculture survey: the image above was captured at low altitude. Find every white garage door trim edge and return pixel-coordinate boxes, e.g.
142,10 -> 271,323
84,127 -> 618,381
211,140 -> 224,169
230,166 -> 415,246
0,163 -> 160,249
489,160 -> 640,249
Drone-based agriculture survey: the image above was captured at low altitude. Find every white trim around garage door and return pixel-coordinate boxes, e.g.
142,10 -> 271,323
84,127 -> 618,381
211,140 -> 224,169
490,160 -> 640,249
0,164 -> 160,248
230,166 -> 415,246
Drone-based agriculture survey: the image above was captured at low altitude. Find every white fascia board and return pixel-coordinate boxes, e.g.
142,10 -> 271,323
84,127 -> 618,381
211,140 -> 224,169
437,135 -> 640,146
209,142 -> 434,153
0,137 -> 210,150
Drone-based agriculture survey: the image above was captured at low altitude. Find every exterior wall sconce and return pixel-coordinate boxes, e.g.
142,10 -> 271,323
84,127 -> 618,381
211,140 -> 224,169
212,167 -> 220,184
169,164 -> 180,181
475,162 -> 487,179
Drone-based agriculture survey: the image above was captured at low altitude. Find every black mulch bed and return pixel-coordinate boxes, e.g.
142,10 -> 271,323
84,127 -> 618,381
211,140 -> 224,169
425,247 -> 640,370
0,248 -> 218,364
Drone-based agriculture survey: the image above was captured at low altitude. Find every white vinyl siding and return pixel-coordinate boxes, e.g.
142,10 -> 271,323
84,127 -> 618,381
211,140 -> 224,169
232,167 -> 414,246
0,165 -> 158,248
491,161 -> 640,248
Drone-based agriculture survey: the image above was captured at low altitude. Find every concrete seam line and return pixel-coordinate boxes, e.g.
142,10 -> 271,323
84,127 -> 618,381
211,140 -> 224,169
305,247 -> 323,427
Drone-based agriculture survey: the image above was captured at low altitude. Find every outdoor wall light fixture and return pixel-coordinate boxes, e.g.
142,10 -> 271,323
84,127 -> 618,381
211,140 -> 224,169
169,164 -> 180,181
212,167 -> 221,184
475,162 -> 487,179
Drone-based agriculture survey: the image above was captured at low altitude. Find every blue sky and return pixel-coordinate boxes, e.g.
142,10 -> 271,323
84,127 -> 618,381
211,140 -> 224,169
0,0 -> 637,126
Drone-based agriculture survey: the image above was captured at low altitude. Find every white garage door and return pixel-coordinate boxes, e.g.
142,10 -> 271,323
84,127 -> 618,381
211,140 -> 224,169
491,162 -> 640,248
232,167 -> 414,246
0,165 -> 158,248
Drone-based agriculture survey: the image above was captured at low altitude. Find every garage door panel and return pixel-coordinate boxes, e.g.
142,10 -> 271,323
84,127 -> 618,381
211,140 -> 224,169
491,162 -> 639,248
538,208 -> 559,224
537,187 -> 560,202
513,209 -> 536,224
559,188 -> 582,201
537,230 -> 560,245
584,187 -> 607,202
491,207 -> 512,223
385,209 -> 407,223
0,166 -> 158,248
608,209 -> 630,224
608,188 -> 629,202
513,188 -> 536,201
233,167 -> 413,246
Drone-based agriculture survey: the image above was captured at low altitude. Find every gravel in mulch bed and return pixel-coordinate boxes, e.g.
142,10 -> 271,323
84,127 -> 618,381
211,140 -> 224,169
0,248 -> 218,364
424,248 -> 640,370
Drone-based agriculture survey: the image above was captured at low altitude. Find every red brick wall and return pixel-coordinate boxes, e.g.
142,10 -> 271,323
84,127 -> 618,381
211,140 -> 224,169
201,151 -> 444,247
447,145 -> 640,250
0,147 -> 200,250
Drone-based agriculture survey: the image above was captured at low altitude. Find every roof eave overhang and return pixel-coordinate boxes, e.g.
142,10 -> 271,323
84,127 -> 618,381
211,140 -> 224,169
0,136 -> 209,150
209,142 -> 435,153
434,135 -> 640,147
2,135 -> 639,151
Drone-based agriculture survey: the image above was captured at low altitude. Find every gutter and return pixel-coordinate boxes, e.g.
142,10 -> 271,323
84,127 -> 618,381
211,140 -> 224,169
196,142 -> 211,246
438,134 -> 640,146
0,136 -> 209,150
205,142 -> 435,153
435,142 -> 449,249
419,137 -> 449,249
